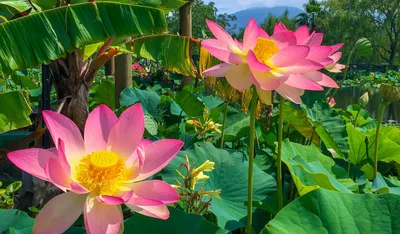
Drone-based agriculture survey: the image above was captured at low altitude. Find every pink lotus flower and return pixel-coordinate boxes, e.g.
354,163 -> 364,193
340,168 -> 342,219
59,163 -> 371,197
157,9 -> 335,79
202,19 -> 343,104
8,104 -> 183,234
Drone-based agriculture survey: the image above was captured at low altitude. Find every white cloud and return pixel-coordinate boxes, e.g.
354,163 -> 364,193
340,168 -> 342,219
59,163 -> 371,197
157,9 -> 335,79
203,0 -> 308,14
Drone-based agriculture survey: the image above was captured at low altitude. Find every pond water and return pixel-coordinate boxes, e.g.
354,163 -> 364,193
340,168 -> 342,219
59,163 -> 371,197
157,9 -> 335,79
335,87 -> 400,121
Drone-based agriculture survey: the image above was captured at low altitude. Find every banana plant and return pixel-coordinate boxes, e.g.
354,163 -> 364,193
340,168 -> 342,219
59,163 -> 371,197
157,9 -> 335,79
0,0 -> 196,132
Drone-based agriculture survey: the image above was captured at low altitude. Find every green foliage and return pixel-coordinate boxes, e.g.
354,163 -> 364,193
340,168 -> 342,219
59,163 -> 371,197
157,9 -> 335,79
162,143 -> 276,231
166,0 -> 237,39
0,90 -> 32,134
0,181 -> 22,209
124,207 -> 228,234
120,87 -> 161,116
302,101 -> 349,158
0,209 -> 34,234
262,189 -> 400,234
281,140 -> 355,196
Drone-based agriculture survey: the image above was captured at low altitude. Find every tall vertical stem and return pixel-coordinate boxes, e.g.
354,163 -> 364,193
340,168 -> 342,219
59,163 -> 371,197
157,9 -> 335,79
277,96 -> 285,211
353,108 -> 361,126
247,87 -> 258,232
220,101 -> 229,148
373,101 -> 389,179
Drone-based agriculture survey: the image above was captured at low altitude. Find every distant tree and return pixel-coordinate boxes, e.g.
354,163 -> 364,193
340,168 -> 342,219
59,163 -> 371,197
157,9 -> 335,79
167,0 -> 237,39
261,10 -> 297,35
295,0 -> 327,32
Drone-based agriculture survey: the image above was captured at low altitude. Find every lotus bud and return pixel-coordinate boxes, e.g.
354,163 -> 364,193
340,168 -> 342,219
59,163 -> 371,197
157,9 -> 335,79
358,92 -> 369,107
327,97 -> 336,107
380,84 -> 400,103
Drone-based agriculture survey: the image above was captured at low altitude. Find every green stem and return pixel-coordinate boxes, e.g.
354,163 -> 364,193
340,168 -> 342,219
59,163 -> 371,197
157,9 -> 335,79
247,87 -> 258,232
327,49 -> 354,103
353,108 -> 361,126
277,96 -> 284,211
352,164 -> 358,181
219,101 -> 229,148
347,162 -> 351,176
373,101 -> 389,179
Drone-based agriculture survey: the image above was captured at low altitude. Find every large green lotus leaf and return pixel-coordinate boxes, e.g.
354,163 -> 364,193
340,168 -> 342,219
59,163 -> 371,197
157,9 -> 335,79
346,124 -> 369,165
0,209 -> 34,234
363,173 -> 400,195
119,87 -> 160,116
92,78 -> 115,109
175,89 -> 205,117
0,2 -> 167,76
222,107 -> 250,142
281,140 -> 354,196
126,35 -> 197,77
262,188 -> 400,234
124,207 -> 228,234
282,103 -> 320,145
380,126 -> 400,144
302,101 -> 349,158
162,143 -> 276,231
348,126 -> 400,165
0,90 -> 32,134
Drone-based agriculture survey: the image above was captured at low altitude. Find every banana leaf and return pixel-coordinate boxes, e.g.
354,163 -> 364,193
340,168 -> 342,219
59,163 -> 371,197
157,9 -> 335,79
0,2 -> 167,77
125,35 -> 197,77
32,0 -> 187,12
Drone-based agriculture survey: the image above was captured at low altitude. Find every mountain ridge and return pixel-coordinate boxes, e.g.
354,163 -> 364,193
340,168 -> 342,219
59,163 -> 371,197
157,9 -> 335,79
230,6 -> 303,31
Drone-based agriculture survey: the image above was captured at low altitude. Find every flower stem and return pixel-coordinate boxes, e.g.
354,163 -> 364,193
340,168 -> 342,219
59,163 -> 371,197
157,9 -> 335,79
353,108 -> 361,126
373,101 -> 389,179
247,87 -> 258,232
219,101 -> 229,148
277,96 -> 284,211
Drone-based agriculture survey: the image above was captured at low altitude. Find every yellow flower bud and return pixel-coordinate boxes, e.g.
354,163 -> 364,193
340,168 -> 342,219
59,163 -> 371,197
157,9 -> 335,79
193,160 -> 215,175
380,84 -> 400,103
358,92 -> 369,107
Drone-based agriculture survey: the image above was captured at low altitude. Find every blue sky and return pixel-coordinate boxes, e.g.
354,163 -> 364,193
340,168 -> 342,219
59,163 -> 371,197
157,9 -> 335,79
203,0 -> 308,14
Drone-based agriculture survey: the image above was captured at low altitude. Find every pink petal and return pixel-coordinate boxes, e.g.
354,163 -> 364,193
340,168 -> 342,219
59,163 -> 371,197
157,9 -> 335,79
7,148 -> 57,181
71,182 -> 90,194
84,196 -> 123,234
331,43 -> 344,53
307,33 -> 323,46
84,104 -> 118,154
128,180 -> 179,205
258,26 -> 270,38
126,204 -> 170,220
33,193 -> 86,234
225,64 -> 253,91
42,110 -> 86,167
57,139 -> 70,176
270,46 -> 309,67
281,74 -> 324,91
202,39 -> 244,64
133,140 -> 183,181
203,63 -> 232,77
303,71 -> 339,88
248,50 -> 271,72
126,139 -> 151,169
306,46 -> 332,62
243,18 -> 258,51
206,19 -> 241,52
276,84 -> 303,104
271,31 -> 297,48
280,59 -> 324,73
273,22 -> 288,33
329,52 -> 342,63
256,88 -> 272,105
320,57 -> 335,67
234,39 -> 244,51
107,104 -> 144,160
326,63 -> 346,73
97,191 -> 133,205
126,194 -> 163,206
295,25 -> 310,44
45,158 -> 72,192
250,71 -> 281,90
